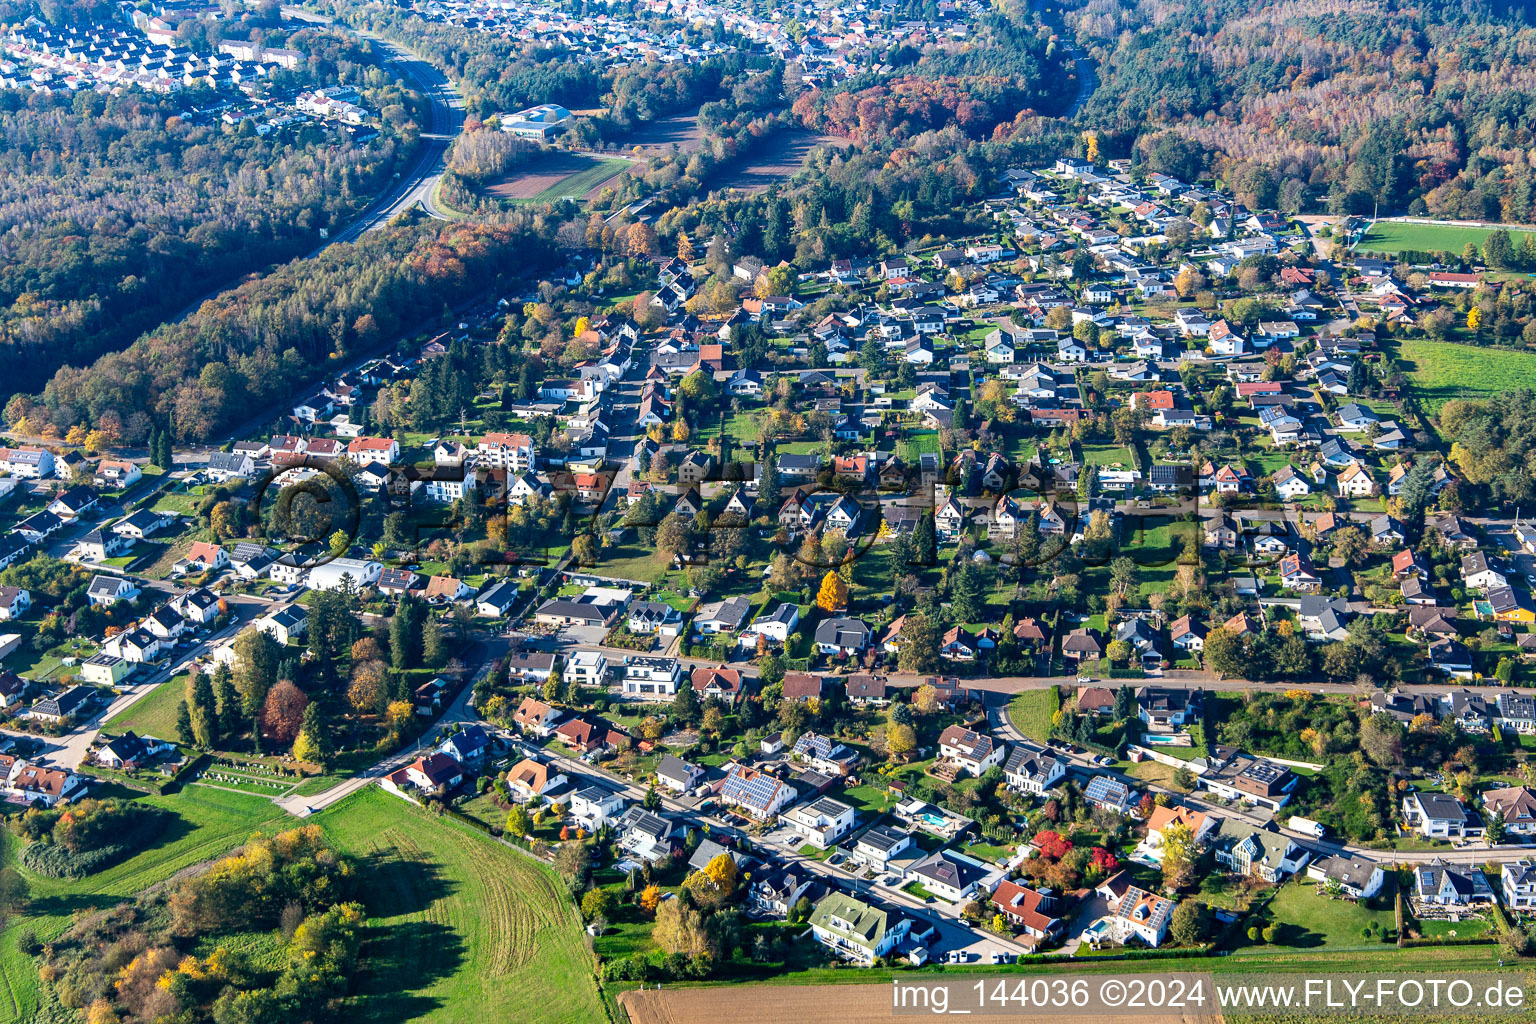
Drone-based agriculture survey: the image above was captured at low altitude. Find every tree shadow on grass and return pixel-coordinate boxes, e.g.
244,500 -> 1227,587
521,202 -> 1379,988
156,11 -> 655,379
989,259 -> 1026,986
352,919 -> 466,1022
351,850 -> 456,918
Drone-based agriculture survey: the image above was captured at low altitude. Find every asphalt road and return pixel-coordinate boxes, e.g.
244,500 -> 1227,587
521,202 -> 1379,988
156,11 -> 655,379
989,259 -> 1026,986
280,8 -> 465,251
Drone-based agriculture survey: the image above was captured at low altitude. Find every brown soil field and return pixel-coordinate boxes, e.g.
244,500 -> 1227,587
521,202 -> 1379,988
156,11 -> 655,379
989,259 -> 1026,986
618,983 -> 1225,1024
610,107 -> 708,156
485,151 -> 635,200
708,130 -> 853,193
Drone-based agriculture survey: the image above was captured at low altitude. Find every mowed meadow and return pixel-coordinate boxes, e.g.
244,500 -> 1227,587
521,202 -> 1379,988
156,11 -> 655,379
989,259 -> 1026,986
1357,219 -> 1536,255
0,784 -> 602,1024
1396,339 -> 1536,413
313,787 -> 606,1024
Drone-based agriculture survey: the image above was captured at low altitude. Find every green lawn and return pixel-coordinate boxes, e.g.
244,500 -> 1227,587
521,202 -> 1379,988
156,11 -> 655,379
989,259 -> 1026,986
310,787 -> 605,1024
102,675 -> 188,739
1007,687 -> 1059,744
1080,443 -> 1135,468
1357,219 -> 1536,256
897,431 -> 942,462
1397,339 -> 1536,414
1230,881 -> 1398,953
1419,917 -> 1491,939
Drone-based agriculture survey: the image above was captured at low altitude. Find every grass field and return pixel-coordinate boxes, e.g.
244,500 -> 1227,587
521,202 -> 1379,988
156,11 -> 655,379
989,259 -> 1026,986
0,783 -> 602,1024
1396,339 -> 1536,413
102,675 -> 187,738
312,787 -> 604,1024
1357,220 -> 1536,255
1007,687 -> 1059,744
1230,883 -> 1397,953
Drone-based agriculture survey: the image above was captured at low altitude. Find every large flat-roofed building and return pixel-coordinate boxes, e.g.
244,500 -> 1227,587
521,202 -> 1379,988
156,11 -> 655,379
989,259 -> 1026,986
500,103 -> 572,139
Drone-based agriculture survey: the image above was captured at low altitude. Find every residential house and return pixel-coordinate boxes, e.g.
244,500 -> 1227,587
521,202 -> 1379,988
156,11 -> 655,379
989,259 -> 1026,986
1211,819 -> 1310,882
989,880 -> 1062,943
1401,792 -> 1483,840
1004,745 -> 1065,795
937,724 -> 1006,776
809,892 -> 915,963
1306,854 -> 1385,899
1415,859 -> 1494,907
719,765 -> 795,820
623,657 -> 681,699
782,796 -> 857,849
656,754 -> 704,794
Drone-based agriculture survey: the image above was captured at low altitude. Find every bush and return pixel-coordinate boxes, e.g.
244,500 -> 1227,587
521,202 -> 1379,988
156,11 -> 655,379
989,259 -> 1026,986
15,800 -> 171,879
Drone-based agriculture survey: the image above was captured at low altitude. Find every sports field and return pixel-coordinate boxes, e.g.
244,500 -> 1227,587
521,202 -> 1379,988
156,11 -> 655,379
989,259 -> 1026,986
1357,220 -> 1536,255
1396,339 -> 1536,413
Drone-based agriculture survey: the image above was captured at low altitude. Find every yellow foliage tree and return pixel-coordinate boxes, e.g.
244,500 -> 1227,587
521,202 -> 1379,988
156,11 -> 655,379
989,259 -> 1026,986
640,884 -> 662,913
815,571 -> 848,612
702,852 -> 738,897
86,999 -> 120,1024
386,700 -> 415,733
1467,307 -> 1482,330
292,730 -> 320,764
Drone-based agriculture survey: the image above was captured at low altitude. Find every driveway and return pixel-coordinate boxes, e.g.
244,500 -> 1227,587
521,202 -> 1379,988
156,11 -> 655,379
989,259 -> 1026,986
1061,892 -> 1111,954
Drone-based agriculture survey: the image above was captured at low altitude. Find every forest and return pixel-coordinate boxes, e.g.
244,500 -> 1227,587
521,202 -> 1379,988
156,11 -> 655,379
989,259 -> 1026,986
1066,0 -> 1536,220
792,9 -> 1073,142
1439,389 -> 1536,504
0,30 -> 423,395
15,220 -> 558,443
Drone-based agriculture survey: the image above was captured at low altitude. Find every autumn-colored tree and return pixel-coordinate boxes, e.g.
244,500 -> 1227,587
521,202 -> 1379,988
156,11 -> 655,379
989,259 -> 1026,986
640,884 -> 662,913
209,501 -> 239,538
677,232 -> 695,262
887,721 -> 917,759
259,680 -> 308,745
703,851 -> 738,897
1467,307 -> 1482,331
626,222 -> 659,258
85,1000 -> 120,1024
386,700 -> 415,734
815,571 -> 848,612
912,683 -> 941,715
654,894 -> 713,955
505,805 -> 531,837
352,637 -> 385,663
348,659 -> 388,714
1034,830 -> 1073,861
